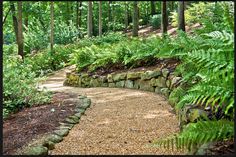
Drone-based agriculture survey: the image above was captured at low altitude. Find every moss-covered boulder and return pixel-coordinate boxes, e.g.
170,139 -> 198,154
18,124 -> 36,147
160,88 -> 170,98
133,79 -> 141,89
108,83 -> 116,88
113,73 -> 127,82
115,81 -> 125,88
161,68 -> 170,78
107,74 -> 113,83
42,140 -> 55,150
139,80 -> 154,92
150,77 -> 166,88
24,146 -> 48,155
46,134 -> 63,143
141,70 -> 161,80
101,83 -> 108,87
53,129 -> 69,137
127,72 -> 143,80
166,79 -> 171,88
170,76 -> 182,89
154,87 -> 161,94
90,78 -> 101,87
125,80 -> 134,89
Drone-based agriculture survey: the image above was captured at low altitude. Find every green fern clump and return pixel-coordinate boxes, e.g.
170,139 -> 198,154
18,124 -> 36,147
153,120 -> 234,152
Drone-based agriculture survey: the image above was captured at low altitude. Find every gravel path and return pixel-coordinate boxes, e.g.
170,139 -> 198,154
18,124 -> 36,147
39,66 -> 185,155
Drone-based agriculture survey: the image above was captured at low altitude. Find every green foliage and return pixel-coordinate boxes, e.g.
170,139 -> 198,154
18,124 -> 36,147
153,120 -> 234,152
149,14 -> 161,29
3,53 -> 51,118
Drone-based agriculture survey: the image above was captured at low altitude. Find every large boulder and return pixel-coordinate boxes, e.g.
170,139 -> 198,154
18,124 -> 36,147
24,146 -> 48,155
125,80 -> 134,89
139,80 -> 154,92
127,72 -> 143,80
141,70 -> 161,80
150,77 -> 166,88
115,81 -> 125,88
113,73 -> 127,82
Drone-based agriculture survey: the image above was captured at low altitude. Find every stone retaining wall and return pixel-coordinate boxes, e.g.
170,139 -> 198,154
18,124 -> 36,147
64,68 -> 211,129
64,68 -> 182,100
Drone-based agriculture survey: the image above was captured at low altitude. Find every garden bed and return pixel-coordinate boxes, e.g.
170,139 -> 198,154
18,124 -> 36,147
3,92 -> 78,155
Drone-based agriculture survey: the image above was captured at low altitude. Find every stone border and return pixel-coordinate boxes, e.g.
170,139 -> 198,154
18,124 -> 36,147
23,95 -> 91,155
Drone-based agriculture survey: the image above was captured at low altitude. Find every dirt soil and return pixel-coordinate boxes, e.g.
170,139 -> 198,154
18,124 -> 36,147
3,92 -> 78,155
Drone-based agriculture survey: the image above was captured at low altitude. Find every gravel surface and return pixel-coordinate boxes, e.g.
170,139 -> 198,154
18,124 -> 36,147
39,66 -> 185,155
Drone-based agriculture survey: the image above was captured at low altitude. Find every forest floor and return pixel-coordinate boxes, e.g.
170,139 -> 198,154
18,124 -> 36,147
125,23 -> 201,37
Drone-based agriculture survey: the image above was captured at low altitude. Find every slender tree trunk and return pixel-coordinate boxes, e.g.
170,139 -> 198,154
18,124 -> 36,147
17,1 -> 24,59
161,1 -> 168,34
87,1 -> 93,37
124,1 -> 129,32
50,2 -> 54,52
132,1 -> 138,37
99,1 -> 102,37
151,1 -> 156,15
76,1 -> 79,29
79,2 -> 82,27
178,1 -> 185,31
108,1 -> 111,23
10,2 -> 18,43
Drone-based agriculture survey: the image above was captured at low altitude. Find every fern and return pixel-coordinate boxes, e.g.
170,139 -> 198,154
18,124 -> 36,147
152,120 -> 234,152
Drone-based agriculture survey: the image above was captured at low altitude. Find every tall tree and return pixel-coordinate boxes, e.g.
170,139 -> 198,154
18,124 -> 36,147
87,1 -> 93,37
17,1 -> 24,59
76,1 -> 82,29
161,1 -> 168,35
99,1 -> 102,37
150,1 -> 156,15
10,2 -> 18,43
178,1 -> 185,31
124,1 -> 129,32
50,1 -> 54,52
132,1 -> 139,37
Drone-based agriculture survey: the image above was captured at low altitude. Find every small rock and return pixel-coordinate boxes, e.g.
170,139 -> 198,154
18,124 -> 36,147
108,83 -> 116,88
24,146 -> 48,155
53,129 -> 69,137
125,80 -> 134,89
42,140 -> 55,150
107,74 -> 113,83
127,72 -> 143,80
171,76 -> 182,88
46,134 -> 63,143
113,73 -> 127,82
161,68 -> 170,78
115,81 -> 125,88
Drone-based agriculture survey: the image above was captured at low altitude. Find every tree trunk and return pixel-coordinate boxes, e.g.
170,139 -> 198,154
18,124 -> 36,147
151,1 -> 156,15
161,1 -> 168,35
87,1 -> 93,37
10,2 -> 18,43
178,1 -> 185,31
99,1 -> 102,37
50,1 -> 54,52
132,1 -> 139,37
124,1 -> 129,32
76,1 -> 79,29
17,1 -> 24,59
79,2 -> 82,27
